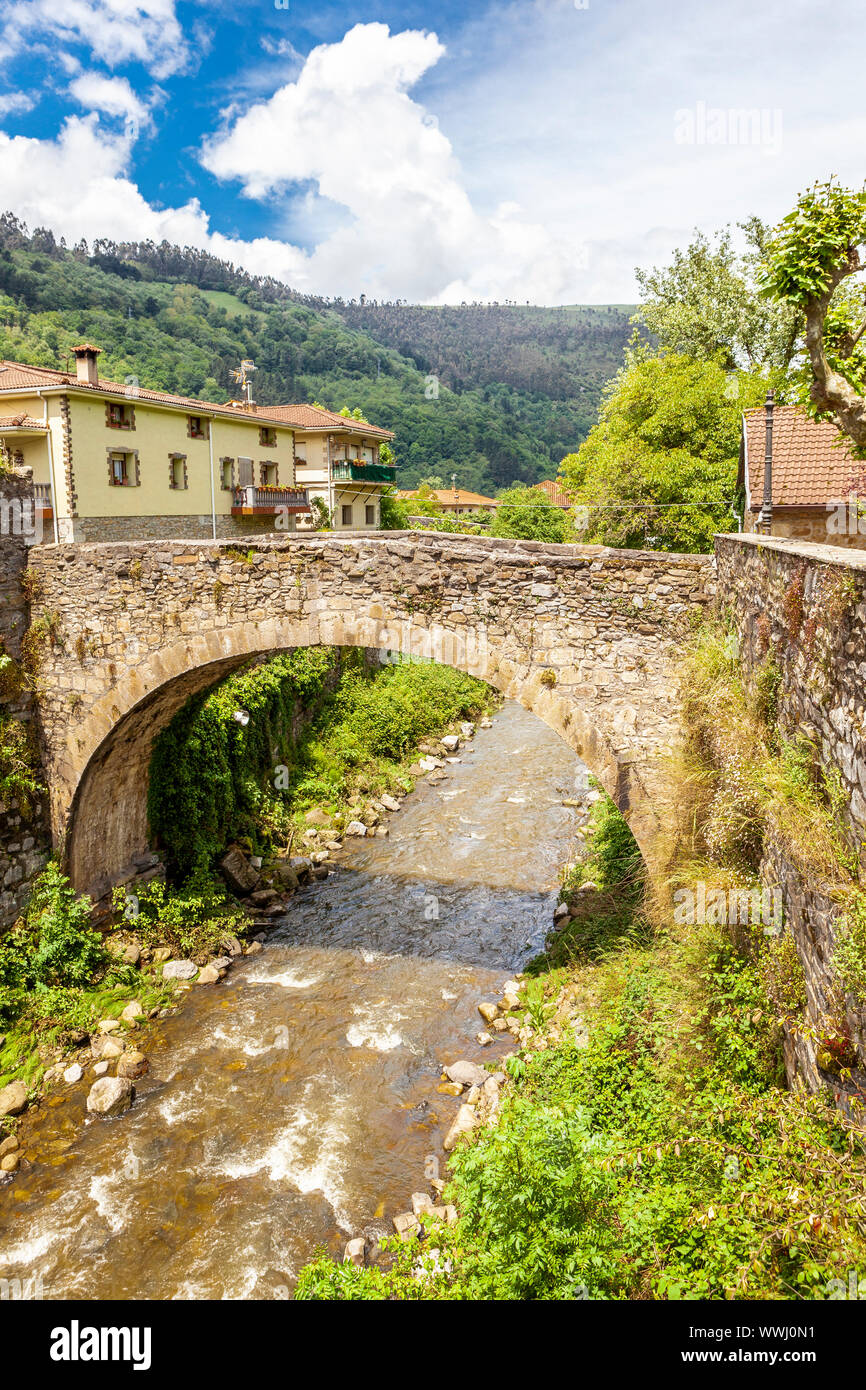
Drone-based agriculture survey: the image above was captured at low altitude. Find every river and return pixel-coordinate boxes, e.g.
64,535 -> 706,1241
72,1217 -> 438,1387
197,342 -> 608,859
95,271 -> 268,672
0,700 -> 587,1299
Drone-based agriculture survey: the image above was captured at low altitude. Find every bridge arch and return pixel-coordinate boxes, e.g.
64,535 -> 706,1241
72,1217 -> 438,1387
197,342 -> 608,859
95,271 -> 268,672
63,611 -> 667,898
25,533 -> 712,897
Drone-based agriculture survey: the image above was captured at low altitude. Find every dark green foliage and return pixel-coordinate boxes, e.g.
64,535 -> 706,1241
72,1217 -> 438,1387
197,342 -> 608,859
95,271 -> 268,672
0,862 -> 106,1022
148,648 -> 338,879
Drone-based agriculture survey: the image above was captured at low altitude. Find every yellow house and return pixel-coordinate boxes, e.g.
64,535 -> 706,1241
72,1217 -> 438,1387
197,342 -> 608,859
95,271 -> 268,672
0,344 -> 313,543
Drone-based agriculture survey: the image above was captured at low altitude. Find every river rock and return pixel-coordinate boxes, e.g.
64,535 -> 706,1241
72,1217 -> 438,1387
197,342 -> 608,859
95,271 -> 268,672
245,941 -> 263,956
98,1017 -> 122,1034
91,1034 -> 124,1061
437,1081 -> 462,1096
162,959 -> 198,980
289,855 -> 313,881
93,1061 -> 109,1076
86,1076 -> 134,1117
1,1152 -> 19,1173
443,1104 -> 478,1152
220,935 -> 244,957
306,808 -> 332,827
411,1192 -> 436,1217
393,1211 -> 420,1240
0,1081 -> 28,1117
196,964 -> 220,984
63,1062 -> 83,1085
479,717 -> 493,728
478,1001 -> 499,1023
270,861 -> 300,890
476,1031 -> 493,1046
121,1001 -> 143,1023
441,734 -> 460,751
444,1060 -> 488,1088
345,821 -> 367,837
343,1237 -> 366,1266
310,850 -> 329,864
491,1018 -> 508,1032
380,794 -> 401,812
251,888 -> 278,908
553,901 -> 569,921
116,1050 -> 149,1079
0,1134 -> 18,1158
460,722 -> 475,738
152,946 -> 173,964
312,865 -> 329,880
374,826 -> 389,838
219,845 -> 261,896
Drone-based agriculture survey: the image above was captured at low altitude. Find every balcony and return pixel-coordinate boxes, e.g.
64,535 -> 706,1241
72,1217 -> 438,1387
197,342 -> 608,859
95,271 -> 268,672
33,483 -> 53,520
332,461 -> 397,485
231,485 -> 310,516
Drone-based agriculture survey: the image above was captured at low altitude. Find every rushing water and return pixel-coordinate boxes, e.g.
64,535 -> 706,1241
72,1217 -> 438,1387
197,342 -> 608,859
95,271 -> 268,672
0,701 -> 586,1300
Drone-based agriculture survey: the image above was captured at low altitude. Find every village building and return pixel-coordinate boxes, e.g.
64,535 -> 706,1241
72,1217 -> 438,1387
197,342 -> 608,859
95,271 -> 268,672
259,404 -> 395,532
533,479 -> 573,509
739,398 -> 866,548
395,485 -> 499,517
0,345 -> 395,542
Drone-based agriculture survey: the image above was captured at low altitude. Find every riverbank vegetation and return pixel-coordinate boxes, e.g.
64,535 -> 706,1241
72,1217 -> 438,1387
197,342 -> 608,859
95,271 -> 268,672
297,616 -> 866,1301
149,650 -> 496,882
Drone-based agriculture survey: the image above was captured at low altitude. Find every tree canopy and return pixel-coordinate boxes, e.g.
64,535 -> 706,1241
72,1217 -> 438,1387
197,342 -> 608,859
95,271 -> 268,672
761,179 -> 866,453
559,349 -> 768,552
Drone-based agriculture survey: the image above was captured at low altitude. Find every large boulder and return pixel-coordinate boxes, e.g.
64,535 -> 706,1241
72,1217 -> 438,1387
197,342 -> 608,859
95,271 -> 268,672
219,845 -> 261,896
162,959 -> 198,980
0,1080 -> 28,1118
444,1060 -> 488,1089
86,1076 -> 134,1117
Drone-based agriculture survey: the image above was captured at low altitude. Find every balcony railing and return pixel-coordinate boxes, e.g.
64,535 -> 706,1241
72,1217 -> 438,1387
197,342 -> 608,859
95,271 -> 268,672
33,483 -> 53,517
332,461 -> 397,484
231,485 -> 310,516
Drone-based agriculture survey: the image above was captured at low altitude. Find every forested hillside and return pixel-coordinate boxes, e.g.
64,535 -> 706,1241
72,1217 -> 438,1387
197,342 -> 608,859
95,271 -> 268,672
0,216 -> 631,493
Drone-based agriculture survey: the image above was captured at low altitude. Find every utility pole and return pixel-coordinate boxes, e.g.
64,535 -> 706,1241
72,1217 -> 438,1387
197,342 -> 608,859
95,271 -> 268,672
757,388 -> 775,534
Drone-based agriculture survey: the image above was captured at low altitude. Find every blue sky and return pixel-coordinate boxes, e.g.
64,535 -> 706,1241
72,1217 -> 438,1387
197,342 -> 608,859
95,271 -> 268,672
0,0 -> 863,303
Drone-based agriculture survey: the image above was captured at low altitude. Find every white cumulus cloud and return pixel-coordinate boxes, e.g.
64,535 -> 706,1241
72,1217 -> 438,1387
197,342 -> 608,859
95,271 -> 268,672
68,74 -> 151,128
0,0 -> 191,79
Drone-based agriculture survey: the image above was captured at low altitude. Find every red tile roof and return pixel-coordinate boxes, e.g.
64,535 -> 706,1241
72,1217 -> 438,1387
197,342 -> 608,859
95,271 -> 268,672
265,403 -> 394,438
0,412 -> 48,431
534,479 -> 573,508
0,359 -> 395,436
742,404 -> 861,510
396,487 -> 499,507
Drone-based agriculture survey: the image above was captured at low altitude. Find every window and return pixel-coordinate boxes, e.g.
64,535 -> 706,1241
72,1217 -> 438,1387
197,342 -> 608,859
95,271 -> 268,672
341,504 -> 353,526
106,401 -> 134,430
107,450 -> 138,486
220,457 -> 234,490
169,453 -> 187,490
295,441 -> 307,465
365,504 -> 375,525
260,461 -> 278,487
238,457 -> 254,487
259,426 -> 277,447
187,415 -> 208,439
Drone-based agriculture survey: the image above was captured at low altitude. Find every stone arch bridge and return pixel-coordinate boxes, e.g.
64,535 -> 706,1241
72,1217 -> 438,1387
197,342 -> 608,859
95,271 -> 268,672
25,531 -> 715,898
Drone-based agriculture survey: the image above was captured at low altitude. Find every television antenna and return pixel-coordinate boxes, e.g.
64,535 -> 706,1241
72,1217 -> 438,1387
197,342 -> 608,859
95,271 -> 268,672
230,359 -> 256,406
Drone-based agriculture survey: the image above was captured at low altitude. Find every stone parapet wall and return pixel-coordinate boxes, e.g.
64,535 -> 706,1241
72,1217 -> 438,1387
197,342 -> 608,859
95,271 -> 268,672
66,514 -> 298,543
717,532 -> 866,1100
716,534 -> 866,835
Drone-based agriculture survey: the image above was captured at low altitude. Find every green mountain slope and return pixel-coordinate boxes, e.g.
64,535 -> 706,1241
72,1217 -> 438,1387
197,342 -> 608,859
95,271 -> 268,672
0,216 -> 631,493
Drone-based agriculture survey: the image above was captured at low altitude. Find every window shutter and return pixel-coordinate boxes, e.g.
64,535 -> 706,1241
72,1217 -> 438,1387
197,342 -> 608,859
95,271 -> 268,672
238,457 -> 254,486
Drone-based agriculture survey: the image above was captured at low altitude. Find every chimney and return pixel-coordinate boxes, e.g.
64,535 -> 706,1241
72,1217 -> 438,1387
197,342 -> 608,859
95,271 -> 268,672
72,343 -> 101,387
